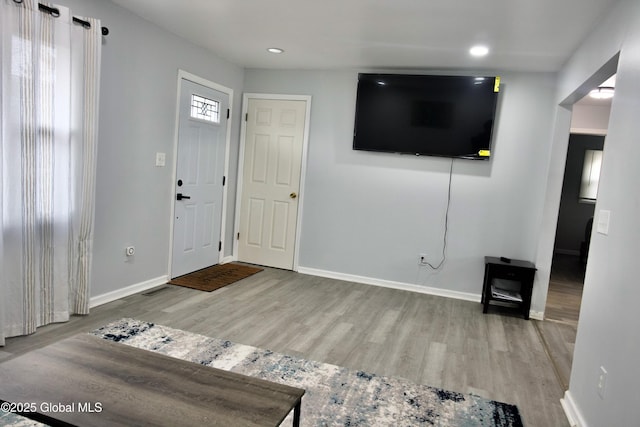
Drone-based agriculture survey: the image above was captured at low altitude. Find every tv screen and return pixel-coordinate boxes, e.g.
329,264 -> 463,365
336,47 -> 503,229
353,73 -> 500,160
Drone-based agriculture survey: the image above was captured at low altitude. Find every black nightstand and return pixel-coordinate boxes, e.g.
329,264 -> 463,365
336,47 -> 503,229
481,256 -> 536,319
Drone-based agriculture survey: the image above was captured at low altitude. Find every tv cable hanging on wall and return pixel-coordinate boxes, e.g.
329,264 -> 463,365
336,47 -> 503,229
422,158 -> 453,270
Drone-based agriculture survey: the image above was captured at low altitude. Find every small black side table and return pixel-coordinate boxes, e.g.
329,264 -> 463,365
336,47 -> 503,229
481,256 -> 536,319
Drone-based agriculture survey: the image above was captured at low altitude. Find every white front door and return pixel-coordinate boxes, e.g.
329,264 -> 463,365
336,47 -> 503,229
237,98 -> 308,270
172,79 -> 228,278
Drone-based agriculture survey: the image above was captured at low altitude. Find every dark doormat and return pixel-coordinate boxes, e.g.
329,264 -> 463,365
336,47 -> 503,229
168,263 -> 263,292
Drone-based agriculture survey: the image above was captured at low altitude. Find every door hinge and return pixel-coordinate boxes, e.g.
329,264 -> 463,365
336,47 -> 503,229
218,241 -> 222,251
245,113 -> 248,122
237,232 -> 240,240
222,176 -> 226,186
227,108 -> 230,119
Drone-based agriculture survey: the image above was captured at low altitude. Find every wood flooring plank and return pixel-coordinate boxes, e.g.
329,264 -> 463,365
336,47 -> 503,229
485,314 -> 510,352
161,290 -> 216,313
421,341 -> 447,388
535,320 -> 576,390
382,319 -> 428,382
368,309 -> 402,344
464,337 -> 493,392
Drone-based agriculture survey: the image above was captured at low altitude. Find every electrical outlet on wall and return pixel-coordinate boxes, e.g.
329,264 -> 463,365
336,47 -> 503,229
125,246 -> 135,257
155,152 -> 166,167
419,253 -> 428,265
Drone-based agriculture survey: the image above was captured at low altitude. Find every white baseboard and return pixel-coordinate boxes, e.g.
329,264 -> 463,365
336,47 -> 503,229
297,266 -> 544,319
297,266 -> 481,303
529,310 -> 545,320
560,390 -> 587,427
90,275 -> 169,308
91,257 -> 233,309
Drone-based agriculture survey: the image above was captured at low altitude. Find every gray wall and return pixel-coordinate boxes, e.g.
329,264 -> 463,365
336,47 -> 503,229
55,0 -> 244,297
549,0 -> 640,424
244,70 -> 557,296
554,134 -> 604,254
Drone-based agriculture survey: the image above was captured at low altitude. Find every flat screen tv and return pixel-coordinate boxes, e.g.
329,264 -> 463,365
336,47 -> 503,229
353,73 -> 500,160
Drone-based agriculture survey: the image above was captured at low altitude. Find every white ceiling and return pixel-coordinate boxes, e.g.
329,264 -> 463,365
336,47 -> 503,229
110,0 -> 619,72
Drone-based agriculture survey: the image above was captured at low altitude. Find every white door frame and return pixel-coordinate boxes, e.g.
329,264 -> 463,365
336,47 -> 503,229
233,93 -> 312,271
167,70 -> 234,277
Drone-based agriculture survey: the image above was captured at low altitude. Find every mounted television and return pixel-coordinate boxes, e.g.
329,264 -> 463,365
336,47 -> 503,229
353,73 -> 500,160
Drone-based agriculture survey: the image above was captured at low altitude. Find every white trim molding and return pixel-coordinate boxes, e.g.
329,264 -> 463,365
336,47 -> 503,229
560,390 -> 587,427
298,266 -> 481,302
570,127 -> 607,136
221,255 -> 235,264
90,275 -> 169,308
529,310 -> 545,321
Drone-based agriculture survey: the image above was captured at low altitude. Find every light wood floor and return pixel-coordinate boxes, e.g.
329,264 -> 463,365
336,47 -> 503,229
0,267 -> 569,427
535,254 -> 583,390
545,254 -> 584,325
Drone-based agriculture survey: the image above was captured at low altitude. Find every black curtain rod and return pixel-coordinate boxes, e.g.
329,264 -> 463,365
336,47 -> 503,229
12,0 -> 109,36
72,16 -> 109,36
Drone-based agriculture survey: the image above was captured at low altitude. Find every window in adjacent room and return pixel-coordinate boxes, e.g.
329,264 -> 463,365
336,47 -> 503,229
579,149 -> 603,203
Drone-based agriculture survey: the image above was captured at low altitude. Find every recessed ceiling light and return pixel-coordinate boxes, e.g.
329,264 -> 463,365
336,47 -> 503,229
469,45 -> 489,57
267,47 -> 284,54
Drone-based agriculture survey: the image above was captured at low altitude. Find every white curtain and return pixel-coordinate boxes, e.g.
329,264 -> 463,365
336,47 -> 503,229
0,0 -> 101,345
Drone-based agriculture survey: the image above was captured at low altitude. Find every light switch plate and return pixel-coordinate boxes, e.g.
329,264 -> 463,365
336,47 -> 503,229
597,209 -> 610,235
155,152 -> 166,167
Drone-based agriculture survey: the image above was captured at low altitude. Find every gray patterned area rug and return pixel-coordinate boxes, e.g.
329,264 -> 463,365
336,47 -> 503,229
94,318 -> 522,427
0,318 -> 524,426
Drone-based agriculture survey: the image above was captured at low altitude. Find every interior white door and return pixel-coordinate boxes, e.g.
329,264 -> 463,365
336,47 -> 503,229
171,79 -> 228,278
238,98 -> 307,270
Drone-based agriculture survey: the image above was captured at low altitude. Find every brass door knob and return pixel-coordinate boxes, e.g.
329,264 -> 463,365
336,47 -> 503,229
289,192 -> 297,199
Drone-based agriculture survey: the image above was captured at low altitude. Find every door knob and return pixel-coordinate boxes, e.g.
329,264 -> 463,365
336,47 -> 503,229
289,192 -> 297,199
177,193 -> 191,201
